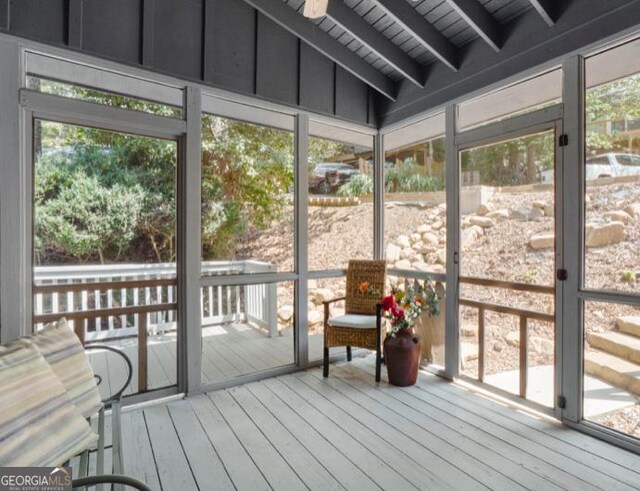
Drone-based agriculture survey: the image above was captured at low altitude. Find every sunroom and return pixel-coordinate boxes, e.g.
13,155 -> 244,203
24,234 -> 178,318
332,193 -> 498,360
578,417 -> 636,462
1,0 -> 640,489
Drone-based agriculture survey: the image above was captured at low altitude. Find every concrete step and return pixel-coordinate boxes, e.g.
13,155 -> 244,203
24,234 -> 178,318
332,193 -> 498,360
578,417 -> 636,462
616,316 -> 640,337
587,330 -> 640,364
584,349 -> 640,396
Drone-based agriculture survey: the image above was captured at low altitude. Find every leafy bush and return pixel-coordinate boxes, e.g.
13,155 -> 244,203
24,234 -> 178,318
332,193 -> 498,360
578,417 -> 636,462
336,165 -> 444,197
35,151 -> 144,263
386,169 -> 443,193
337,174 -> 374,197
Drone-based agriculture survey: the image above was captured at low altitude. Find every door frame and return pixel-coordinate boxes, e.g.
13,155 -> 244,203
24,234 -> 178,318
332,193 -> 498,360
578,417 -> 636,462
22,88 -> 189,404
446,103 -> 565,418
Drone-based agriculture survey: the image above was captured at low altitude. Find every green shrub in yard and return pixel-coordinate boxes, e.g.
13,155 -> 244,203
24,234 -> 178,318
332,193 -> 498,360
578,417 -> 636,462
394,173 -> 443,193
337,174 -> 374,197
337,167 -> 444,197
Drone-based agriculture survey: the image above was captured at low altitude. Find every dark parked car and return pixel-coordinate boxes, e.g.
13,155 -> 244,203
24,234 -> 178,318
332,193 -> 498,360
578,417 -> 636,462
309,163 -> 360,194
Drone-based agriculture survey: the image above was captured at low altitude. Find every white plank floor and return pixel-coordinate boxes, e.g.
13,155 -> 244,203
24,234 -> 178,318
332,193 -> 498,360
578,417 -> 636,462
87,324 -> 325,396
118,356 -> 640,491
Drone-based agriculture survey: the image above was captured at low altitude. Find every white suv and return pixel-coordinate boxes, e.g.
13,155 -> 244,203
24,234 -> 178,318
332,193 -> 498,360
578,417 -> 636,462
585,153 -> 640,179
540,153 -> 640,182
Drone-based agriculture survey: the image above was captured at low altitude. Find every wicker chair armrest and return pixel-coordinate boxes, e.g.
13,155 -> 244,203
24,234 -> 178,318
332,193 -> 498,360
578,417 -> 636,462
322,296 -> 346,306
73,474 -> 151,491
323,297 -> 346,325
84,344 -> 133,405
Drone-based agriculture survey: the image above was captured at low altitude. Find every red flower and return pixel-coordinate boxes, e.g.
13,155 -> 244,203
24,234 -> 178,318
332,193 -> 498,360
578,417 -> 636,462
380,294 -> 396,311
391,305 -> 405,319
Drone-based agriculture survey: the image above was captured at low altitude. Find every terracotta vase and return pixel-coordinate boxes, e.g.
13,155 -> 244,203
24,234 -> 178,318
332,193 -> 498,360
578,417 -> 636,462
383,327 -> 421,386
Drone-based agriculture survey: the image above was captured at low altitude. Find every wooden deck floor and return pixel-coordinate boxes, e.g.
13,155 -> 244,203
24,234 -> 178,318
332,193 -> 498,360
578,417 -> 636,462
87,324 -> 325,397
115,356 -> 640,491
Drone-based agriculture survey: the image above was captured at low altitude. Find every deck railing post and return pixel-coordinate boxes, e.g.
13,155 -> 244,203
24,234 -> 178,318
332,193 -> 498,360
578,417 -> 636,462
138,313 -> 148,393
478,307 -> 485,382
519,315 -> 528,398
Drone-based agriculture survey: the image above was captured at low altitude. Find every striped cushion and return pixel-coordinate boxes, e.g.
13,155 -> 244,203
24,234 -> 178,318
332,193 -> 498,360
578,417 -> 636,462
29,319 -> 103,418
0,342 -> 98,466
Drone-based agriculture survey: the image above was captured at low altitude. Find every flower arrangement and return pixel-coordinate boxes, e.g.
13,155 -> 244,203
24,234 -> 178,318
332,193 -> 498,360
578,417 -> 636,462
380,281 -> 439,335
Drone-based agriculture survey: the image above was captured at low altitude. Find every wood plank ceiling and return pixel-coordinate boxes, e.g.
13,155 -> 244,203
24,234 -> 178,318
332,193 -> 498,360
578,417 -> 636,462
244,0 -> 558,101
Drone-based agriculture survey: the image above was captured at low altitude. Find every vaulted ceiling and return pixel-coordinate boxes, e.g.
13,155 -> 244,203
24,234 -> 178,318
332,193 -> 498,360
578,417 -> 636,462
244,0 -> 559,100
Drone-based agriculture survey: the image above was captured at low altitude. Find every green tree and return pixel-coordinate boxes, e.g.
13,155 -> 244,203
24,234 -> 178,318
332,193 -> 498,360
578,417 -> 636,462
586,74 -> 640,154
201,115 -> 294,259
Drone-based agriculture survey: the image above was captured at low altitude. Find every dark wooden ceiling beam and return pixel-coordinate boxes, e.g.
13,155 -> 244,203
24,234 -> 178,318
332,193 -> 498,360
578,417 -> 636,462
446,0 -> 502,52
370,0 -> 458,71
242,0 -> 397,100
528,0 -> 555,26
325,0 -> 425,87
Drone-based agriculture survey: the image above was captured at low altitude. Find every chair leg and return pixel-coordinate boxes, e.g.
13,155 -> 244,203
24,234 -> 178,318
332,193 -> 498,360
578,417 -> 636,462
323,347 -> 329,377
346,346 -> 352,361
375,346 -> 381,382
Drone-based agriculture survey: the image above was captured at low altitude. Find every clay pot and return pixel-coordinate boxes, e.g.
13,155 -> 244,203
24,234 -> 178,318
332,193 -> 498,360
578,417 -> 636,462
383,328 -> 421,386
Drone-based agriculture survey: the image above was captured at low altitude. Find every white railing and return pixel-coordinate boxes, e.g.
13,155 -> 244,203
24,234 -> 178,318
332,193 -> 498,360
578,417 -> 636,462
34,260 -> 278,342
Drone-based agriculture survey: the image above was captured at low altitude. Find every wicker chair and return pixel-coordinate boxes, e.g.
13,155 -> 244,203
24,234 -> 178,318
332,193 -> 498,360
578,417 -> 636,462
323,260 -> 386,381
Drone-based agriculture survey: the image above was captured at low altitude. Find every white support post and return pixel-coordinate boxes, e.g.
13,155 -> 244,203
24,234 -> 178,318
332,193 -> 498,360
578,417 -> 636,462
374,133 -> 384,260
0,40 -> 31,342
177,85 -> 202,394
294,114 -> 309,367
444,104 -> 460,380
561,55 -> 584,423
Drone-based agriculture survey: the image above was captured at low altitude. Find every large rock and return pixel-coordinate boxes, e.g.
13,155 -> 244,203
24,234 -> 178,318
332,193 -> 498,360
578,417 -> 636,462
624,203 -> 640,219
422,232 -> 439,246
277,305 -> 294,323
605,210 -> 633,225
505,331 -> 520,347
431,220 -> 444,231
424,264 -> 445,274
529,232 -> 554,250
400,247 -> 414,260
436,250 -> 447,265
585,221 -> 626,247
544,204 -> 554,217
616,316 -> 640,337
314,288 -> 335,304
386,243 -> 401,262
397,235 -> 411,248
460,325 -> 476,337
412,262 -> 429,272
528,207 -> 545,219
532,200 -> 547,210
417,224 -> 431,234
470,216 -> 494,228
512,206 -> 543,221
461,225 -> 483,249
410,233 -> 422,244
530,336 -> 554,356
508,332 -> 555,354
394,259 -> 412,269
308,310 -> 324,327
476,203 -> 493,216
486,209 -> 510,221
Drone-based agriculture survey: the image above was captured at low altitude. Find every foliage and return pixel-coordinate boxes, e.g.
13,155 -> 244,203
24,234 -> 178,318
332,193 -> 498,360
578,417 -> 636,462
336,162 -> 444,197
201,115 -> 295,259
337,174 -> 374,197
34,80 -> 301,265
380,281 -> 440,334
461,132 -> 555,186
35,151 -> 144,263
385,161 -> 443,193
586,74 -> 640,156
620,271 -> 636,284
